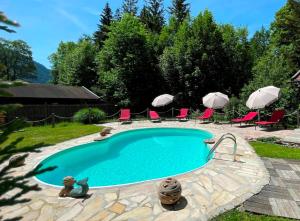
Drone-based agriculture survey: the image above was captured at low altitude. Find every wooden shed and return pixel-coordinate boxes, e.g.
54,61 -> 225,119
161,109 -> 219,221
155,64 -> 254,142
0,84 -> 114,120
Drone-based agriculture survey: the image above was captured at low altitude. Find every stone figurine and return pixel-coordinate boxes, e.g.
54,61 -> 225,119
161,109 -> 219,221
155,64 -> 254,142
59,176 -> 75,197
59,177 -> 89,198
69,178 -> 89,198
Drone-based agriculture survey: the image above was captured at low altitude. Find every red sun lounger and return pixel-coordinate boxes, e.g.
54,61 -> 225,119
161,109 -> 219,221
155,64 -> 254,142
119,109 -> 131,122
231,112 -> 258,125
255,110 -> 285,129
176,108 -> 189,120
149,111 -> 161,122
198,108 -> 214,121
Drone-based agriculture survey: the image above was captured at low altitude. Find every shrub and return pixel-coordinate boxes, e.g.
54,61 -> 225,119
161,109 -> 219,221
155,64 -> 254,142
256,137 -> 279,143
73,108 -> 106,124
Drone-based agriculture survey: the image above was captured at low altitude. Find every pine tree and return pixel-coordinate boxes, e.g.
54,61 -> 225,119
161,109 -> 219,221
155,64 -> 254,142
141,0 -> 164,33
139,6 -> 150,26
93,3 -> 113,48
169,0 -> 190,24
122,0 -> 138,16
114,8 -> 122,21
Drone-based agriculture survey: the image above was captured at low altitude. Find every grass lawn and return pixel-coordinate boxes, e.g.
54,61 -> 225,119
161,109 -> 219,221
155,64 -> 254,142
0,122 -> 103,150
212,209 -> 292,221
250,141 -> 300,160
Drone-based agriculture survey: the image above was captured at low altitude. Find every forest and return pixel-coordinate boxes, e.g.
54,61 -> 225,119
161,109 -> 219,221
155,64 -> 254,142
1,0 -> 300,112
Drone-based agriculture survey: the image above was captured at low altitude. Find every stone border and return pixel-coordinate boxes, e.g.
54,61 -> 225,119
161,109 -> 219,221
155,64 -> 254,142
1,121 -> 270,221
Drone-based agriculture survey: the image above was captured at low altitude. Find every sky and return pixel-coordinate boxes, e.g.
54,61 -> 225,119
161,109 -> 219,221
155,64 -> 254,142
1,0 -> 286,68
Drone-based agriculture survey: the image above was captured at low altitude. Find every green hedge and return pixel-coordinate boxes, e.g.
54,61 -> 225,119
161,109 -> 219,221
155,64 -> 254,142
73,108 -> 106,124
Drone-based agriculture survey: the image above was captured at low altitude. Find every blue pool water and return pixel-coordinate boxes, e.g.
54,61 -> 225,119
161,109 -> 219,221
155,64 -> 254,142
36,128 -> 213,187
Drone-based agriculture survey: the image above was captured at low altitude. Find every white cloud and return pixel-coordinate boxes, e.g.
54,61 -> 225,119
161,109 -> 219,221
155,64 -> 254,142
56,8 -> 88,32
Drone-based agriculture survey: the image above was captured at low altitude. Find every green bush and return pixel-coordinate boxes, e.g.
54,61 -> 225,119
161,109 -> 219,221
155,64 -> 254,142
73,108 -> 106,124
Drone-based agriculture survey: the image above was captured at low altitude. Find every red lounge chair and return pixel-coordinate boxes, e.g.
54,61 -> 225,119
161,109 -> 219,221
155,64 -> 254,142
231,112 -> 258,125
255,110 -> 285,129
119,109 -> 131,122
198,108 -> 214,121
149,111 -> 161,122
176,108 -> 189,120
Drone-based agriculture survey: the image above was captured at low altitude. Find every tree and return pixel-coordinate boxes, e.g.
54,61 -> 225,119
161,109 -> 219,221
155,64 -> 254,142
114,8 -> 122,21
0,39 -> 36,81
93,2 -> 113,48
239,0 -> 300,112
271,0 -> 300,69
240,47 -> 296,110
169,0 -> 190,25
96,14 -> 162,108
250,26 -> 270,62
122,0 -> 138,15
140,0 -> 164,33
0,11 -> 20,33
220,25 -> 253,96
49,37 -> 97,88
139,6 -> 150,27
160,19 -> 190,98
160,10 -> 228,107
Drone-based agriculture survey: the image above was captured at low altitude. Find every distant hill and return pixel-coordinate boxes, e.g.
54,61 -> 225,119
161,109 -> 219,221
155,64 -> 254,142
23,61 -> 51,84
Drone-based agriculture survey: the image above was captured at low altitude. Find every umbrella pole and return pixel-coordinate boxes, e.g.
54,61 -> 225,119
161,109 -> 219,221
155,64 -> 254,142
258,109 -> 261,121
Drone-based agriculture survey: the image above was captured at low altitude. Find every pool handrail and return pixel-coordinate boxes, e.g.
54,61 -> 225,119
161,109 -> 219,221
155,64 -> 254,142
206,133 -> 237,162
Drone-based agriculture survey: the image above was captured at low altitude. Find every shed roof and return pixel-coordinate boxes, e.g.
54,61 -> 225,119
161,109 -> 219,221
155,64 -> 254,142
1,84 -> 100,100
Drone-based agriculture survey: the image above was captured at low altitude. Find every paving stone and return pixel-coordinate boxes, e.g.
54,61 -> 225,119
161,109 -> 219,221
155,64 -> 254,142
105,192 -> 118,202
154,209 -> 190,221
89,210 -> 112,221
30,200 -> 45,210
109,202 -> 126,214
130,194 -> 147,203
56,203 -> 82,221
3,205 -> 30,220
276,170 -> 300,180
73,196 -> 103,221
37,205 -> 54,221
22,210 -> 40,221
269,198 -> 300,219
113,207 -> 152,221
288,189 -> 300,202
272,163 -> 292,170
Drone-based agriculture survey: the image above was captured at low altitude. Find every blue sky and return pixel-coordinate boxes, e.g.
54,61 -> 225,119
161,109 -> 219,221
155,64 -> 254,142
1,0 -> 286,68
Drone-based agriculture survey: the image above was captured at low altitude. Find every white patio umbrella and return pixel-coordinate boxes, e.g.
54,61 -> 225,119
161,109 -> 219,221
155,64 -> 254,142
246,86 -> 280,109
202,92 -> 229,109
152,94 -> 174,107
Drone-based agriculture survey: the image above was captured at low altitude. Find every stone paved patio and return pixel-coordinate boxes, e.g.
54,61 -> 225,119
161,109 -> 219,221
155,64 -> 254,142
0,121 -> 275,221
243,157 -> 300,219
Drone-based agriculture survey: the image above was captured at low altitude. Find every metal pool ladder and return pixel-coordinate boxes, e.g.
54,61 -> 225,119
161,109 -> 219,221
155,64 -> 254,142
206,133 -> 238,162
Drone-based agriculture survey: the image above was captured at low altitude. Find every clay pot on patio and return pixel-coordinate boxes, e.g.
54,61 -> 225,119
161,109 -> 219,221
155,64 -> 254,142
159,178 -> 182,205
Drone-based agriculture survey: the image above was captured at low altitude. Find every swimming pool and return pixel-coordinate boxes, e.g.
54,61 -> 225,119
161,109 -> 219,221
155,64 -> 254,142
36,128 -> 213,188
